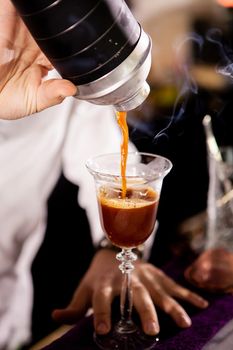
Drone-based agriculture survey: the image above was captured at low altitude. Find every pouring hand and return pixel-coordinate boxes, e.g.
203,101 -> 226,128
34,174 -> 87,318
0,0 -> 77,120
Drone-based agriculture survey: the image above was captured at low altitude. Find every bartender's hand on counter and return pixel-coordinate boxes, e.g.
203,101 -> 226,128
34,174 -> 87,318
52,249 -> 208,336
0,0 -> 77,120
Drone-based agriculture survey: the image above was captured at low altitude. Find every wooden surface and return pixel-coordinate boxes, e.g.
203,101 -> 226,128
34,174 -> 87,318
29,326 -> 73,350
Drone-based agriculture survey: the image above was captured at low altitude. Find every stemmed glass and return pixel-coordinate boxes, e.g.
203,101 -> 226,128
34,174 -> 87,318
86,152 -> 172,350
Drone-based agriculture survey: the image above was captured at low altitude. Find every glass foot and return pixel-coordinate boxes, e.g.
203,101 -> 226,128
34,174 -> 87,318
94,326 -> 159,350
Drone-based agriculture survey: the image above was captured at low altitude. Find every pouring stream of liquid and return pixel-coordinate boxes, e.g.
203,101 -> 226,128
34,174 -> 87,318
116,111 -> 128,199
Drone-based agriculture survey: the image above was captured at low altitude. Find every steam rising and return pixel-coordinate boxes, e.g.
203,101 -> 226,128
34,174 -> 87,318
134,27 -> 233,145
206,28 -> 233,79
151,32 -> 204,143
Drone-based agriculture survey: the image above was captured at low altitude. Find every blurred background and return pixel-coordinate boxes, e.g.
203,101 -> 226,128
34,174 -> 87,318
127,0 -> 233,265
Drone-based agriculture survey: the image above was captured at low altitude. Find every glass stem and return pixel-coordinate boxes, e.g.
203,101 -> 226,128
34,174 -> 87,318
116,248 -> 137,333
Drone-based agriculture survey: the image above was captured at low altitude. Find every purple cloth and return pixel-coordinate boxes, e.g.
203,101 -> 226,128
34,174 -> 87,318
42,258 -> 233,350
155,294 -> 233,350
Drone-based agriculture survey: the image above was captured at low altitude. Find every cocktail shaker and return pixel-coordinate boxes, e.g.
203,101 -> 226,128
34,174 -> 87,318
11,0 -> 152,111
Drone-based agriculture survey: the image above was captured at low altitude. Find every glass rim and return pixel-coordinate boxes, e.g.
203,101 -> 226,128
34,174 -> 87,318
86,151 -> 173,181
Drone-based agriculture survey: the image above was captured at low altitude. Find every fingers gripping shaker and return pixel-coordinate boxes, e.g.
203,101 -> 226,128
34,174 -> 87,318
11,0 -> 152,111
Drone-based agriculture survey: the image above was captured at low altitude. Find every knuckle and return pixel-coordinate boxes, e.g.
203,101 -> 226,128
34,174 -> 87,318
174,286 -> 188,297
140,305 -> 155,317
96,286 -> 112,299
132,282 -> 144,294
95,311 -> 109,318
161,297 -> 177,313
170,304 -> 184,318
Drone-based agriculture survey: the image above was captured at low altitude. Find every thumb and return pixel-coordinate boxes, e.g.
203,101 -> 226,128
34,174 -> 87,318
37,78 -> 77,112
52,285 -> 91,324
52,308 -> 83,324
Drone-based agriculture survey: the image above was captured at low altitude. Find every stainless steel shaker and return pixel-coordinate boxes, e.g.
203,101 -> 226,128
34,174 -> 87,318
11,0 -> 152,111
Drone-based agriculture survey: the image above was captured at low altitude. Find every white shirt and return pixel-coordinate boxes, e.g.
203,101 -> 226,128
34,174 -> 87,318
0,86 -> 128,349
